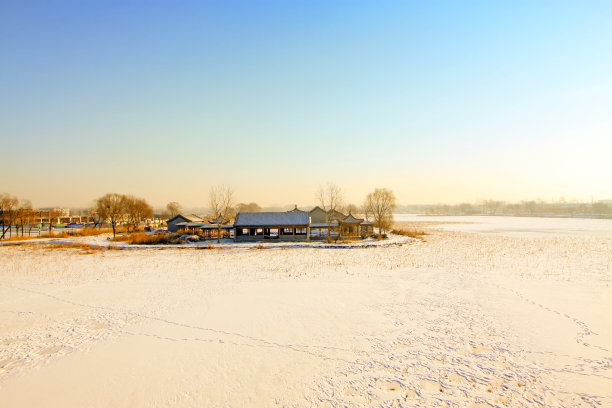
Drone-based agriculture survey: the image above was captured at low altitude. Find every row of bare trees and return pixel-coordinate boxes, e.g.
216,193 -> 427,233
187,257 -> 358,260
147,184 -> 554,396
0,193 -> 47,239
94,193 -> 153,238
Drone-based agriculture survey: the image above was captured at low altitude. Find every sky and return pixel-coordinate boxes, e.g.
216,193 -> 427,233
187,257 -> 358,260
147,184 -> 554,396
1,0 -> 611,209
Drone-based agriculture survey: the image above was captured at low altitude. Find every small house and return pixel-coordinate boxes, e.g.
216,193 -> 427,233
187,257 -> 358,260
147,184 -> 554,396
166,214 -> 204,232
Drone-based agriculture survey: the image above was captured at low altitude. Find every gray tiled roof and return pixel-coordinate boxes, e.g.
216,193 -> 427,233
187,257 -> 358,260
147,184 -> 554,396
234,211 -> 309,227
310,221 -> 339,228
184,214 -> 204,222
175,222 -> 207,227
167,213 -> 203,223
341,214 -> 364,224
176,222 -> 233,229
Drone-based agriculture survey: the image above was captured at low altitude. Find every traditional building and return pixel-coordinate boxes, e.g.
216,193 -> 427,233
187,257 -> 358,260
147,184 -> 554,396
168,208 -> 375,242
234,211 -> 309,242
308,206 -> 347,239
338,213 -> 374,238
166,214 -> 204,232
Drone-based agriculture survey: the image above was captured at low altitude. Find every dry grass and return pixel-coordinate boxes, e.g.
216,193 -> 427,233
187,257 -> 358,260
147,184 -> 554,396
0,241 -> 121,254
113,232 -> 176,245
392,228 -> 428,239
49,227 -> 125,237
1,235 -> 40,241
47,243 -> 106,253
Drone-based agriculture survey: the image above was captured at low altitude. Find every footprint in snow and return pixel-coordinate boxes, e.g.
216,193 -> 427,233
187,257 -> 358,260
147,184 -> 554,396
0,358 -> 21,370
382,380 -> 403,392
37,345 -> 66,355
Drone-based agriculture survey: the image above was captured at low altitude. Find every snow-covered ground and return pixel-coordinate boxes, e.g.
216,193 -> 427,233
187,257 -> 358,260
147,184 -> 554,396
0,217 -> 610,407
395,214 -> 612,237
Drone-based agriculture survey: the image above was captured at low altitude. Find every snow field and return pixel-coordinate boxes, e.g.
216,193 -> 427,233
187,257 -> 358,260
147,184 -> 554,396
0,217 -> 610,407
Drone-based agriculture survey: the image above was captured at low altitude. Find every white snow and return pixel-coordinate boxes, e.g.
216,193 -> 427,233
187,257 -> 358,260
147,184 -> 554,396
0,216 -> 610,407
394,214 -> 612,237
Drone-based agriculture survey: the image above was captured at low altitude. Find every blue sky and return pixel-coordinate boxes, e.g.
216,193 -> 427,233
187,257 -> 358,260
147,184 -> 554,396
1,1 -> 611,207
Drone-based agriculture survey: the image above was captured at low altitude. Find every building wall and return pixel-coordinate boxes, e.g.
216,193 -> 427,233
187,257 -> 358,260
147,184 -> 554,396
309,207 -> 328,224
234,233 -> 309,243
167,216 -> 188,232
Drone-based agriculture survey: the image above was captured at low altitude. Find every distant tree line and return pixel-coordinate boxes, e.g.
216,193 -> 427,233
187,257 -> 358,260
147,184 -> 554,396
398,199 -> 612,217
0,193 -> 32,239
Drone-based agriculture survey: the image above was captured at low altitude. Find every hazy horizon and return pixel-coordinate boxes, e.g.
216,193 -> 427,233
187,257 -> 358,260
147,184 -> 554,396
2,1 -> 611,209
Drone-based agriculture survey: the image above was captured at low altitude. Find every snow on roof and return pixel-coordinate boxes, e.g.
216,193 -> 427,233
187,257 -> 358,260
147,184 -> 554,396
184,214 -> 204,222
167,213 -> 203,223
234,211 -> 309,227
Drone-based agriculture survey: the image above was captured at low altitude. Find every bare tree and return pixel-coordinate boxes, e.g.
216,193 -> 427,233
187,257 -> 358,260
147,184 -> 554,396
209,185 -> 235,243
363,188 -> 396,237
125,196 -> 153,232
345,203 -> 359,215
457,203 -> 473,215
166,201 -> 182,218
593,201 -> 610,215
0,193 -> 19,239
43,208 -> 61,235
523,200 -> 537,215
317,182 -> 344,242
95,193 -> 127,238
16,199 -> 33,237
483,199 -> 504,215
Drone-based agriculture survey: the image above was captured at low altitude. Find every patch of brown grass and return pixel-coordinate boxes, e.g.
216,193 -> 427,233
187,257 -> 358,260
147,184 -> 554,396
392,228 -> 429,239
1,235 -> 40,241
46,227 -> 120,238
48,243 -> 106,253
113,232 -> 176,245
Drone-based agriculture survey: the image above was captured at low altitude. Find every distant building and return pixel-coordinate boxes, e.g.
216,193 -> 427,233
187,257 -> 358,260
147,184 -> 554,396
233,207 -> 374,242
234,211 -> 310,242
166,214 -> 204,232
338,213 -> 374,238
308,206 -> 338,238
175,216 -> 233,239
39,206 -> 70,217
167,207 -> 375,242
308,207 -> 373,239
